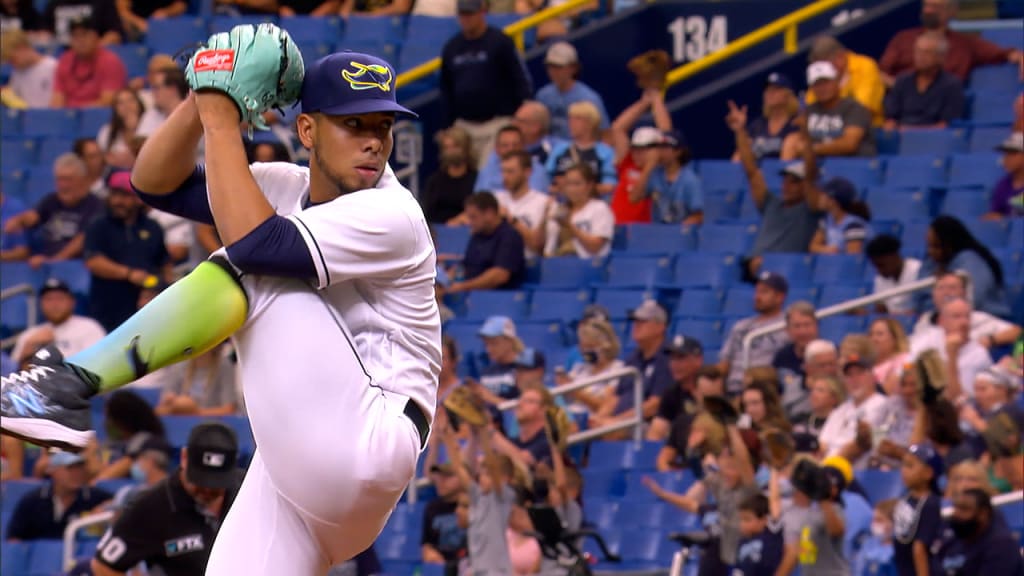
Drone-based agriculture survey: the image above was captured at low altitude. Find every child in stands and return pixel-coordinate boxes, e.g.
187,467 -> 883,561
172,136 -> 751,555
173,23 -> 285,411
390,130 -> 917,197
733,492 -> 784,575
893,443 -> 944,576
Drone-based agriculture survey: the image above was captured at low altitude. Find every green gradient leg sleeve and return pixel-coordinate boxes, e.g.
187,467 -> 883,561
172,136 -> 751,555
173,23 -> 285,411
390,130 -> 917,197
69,257 -> 248,393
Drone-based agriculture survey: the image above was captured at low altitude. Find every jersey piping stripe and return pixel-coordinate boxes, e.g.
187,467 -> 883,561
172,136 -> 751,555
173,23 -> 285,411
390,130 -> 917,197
312,290 -> 377,388
292,215 -> 331,287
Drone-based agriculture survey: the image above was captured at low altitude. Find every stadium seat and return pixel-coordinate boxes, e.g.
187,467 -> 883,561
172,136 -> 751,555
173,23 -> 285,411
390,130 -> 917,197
787,284 -> 819,306
77,107 -> 111,139
965,219 -> 1009,247
900,220 -> 931,256
279,15 -> 342,45
617,529 -> 664,563
673,289 -> 723,319
145,17 -> 208,55
28,539 -> 64,575
95,478 -> 136,495
622,469 -> 695,502
108,43 -> 149,79
580,469 -> 627,498
432,225 -> 470,256
812,254 -> 865,284
818,315 -> 867,342
397,40 -> 440,73
969,124 -> 1012,152
897,128 -> 967,156
818,284 -> 868,308
583,498 -> 618,530
702,190 -> 740,221
588,442 -> 636,470
624,224 -> 696,255
842,491 -> 874,559
667,252 -> 740,288
406,15 -> 460,45
1,138 -> 36,173
2,479 -> 44,508
941,189 -> 992,220
820,157 -> 882,191
0,541 -> 31,576
210,14 -> 279,33
722,286 -> 754,317
869,189 -> 931,221
697,223 -> 757,254
971,91 -> 1017,124
376,534 -> 420,561
982,27 -> 1024,48
947,152 -> 1003,189
516,321 -> 566,350
35,137 -> 75,172
969,63 -> 1022,93
604,255 -> 672,288
2,169 -> 28,200
342,15 -> 406,47
671,318 -> 723,348
856,469 -> 904,504
297,42 -> 333,68
528,289 -> 591,322
591,289 -> 653,320
1010,219 -> 1024,249
761,253 -> 815,286
463,290 -> 528,320
45,259 -> 91,296
2,108 -> 21,136
870,219 -> 902,239
883,156 -> 947,189
21,108 -> 77,138
698,160 -> 745,192
533,256 -> 603,288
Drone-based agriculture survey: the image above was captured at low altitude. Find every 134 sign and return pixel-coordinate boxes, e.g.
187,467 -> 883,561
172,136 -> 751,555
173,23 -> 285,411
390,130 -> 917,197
667,15 -> 728,63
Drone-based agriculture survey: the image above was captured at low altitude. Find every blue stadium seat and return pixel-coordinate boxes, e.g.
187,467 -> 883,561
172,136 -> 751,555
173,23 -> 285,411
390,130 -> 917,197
45,260 -> 91,296
297,42 -> 332,68
581,468 -> 627,498
856,469 -> 904,504
95,478 -> 136,495
818,284 -> 868,307
624,224 -> 696,255
870,219 -> 903,239
463,290 -> 528,320
673,289 -> 723,319
702,190 -> 740,221
842,491 -> 874,560
820,157 -> 882,191
672,318 -> 723,348
2,479 -> 44,508
432,225 -> 470,255
982,27 -> 1024,48
969,63 -> 1021,93
722,286 -> 754,317
818,315 -> 867,342
145,17 -> 208,55
899,219 -> 931,256
964,219 -> 1009,246
77,107 -> 111,139
622,469 -> 695,501
1010,219 -> 1024,249
376,533 -> 420,561
592,289 -> 653,320
941,189 -> 992,220
442,321 -> 483,359
1,108 -> 21,136
1,138 -> 36,172
210,14 -> 279,33
516,321 -> 566,350
0,541 -> 31,576
671,252 -> 737,286
342,15 -> 406,47
948,152 -> 1003,189
897,128 -> 967,156
698,160 -> 745,192
534,256 -> 603,287
28,539 -> 64,575
787,284 -> 819,306
604,255 -> 672,288
812,254 -> 865,284
108,43 -> 149,79
761,253 -> 815,286
582,498 -> 618,530
405,15 -> 460,44
1,262 -> 43,291
969,124 -> 1013,152
2,291 -> 30,334
2,169 -> 28,200
883,156 -> 947,189
617,529 -> 664,563
697,223 -> 757,254
970,91 -> 1017,124
869,189 -> 931,221
21,108 -> 77,138
529,289 -> 590,322
24,167 -> 55,204
397,41 -> 439,73
35,137 -> 75,171
588,441 -> 635,470
279,15 -> 342,45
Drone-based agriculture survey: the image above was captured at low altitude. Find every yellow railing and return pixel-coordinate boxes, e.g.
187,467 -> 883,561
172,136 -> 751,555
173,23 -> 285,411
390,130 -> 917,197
665,0 -> 847,88
395,0 -> 596,88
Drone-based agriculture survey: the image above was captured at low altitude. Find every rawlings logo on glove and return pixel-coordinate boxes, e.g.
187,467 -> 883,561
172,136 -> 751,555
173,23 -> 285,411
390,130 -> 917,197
185,23 -> 304,132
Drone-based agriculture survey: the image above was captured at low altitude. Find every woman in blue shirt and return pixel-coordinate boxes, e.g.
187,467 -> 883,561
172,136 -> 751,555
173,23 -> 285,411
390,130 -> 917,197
926,215 -> 1010,318
809,177 -> 871,254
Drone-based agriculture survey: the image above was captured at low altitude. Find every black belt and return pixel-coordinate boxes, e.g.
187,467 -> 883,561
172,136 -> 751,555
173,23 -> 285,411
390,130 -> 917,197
403,400 -> 429,449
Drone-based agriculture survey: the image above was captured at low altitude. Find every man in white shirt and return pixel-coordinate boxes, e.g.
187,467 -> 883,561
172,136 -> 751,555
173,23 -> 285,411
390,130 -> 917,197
494,150 -> 551,261
11,279 -> 105,365
910,297 -> 992,398
0,29 -> 58,108
911,272 -> 1021,349
818,353 -> 888,468
865,233 -> 921,316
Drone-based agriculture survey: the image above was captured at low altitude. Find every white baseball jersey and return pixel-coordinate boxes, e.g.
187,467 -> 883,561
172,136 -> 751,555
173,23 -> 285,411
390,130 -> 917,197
495,188 -> 550,259
237,161 -> 443,422
544,198 -> 615,258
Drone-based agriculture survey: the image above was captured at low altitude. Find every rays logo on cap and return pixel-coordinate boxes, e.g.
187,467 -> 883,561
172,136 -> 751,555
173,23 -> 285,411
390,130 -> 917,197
342,61 -> 393,92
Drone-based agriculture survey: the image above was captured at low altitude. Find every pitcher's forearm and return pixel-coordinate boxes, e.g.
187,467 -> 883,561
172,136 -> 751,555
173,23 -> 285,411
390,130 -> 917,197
133,94 -> 205,195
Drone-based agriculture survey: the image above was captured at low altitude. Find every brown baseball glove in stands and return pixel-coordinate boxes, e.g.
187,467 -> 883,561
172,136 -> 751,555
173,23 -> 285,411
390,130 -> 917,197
444,386 -> 488,428
761,428 -> 795,469
914,349 -> 947,405
544,405 -> 572,451
627,50 -> 671,90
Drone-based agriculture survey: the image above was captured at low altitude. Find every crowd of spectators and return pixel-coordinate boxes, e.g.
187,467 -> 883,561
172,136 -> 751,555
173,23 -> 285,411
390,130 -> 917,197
1,0 -> 1023,575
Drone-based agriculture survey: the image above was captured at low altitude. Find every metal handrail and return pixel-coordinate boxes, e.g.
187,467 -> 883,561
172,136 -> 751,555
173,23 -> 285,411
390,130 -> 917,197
664,0 -> 848,88
740,275 -> 939,368
408,365 -> 645,500
395,0 -> 597,88
940,490 -> 1023,518
0,283 -> 38,350
62,510 -> 115,571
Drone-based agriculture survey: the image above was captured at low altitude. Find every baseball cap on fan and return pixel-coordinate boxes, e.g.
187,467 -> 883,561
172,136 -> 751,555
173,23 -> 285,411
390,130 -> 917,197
186,422 -> 239,489
630,126 -> 663,148
807,61 -> 838,85
300,52 -> 417,118
996,132 -> 1024,153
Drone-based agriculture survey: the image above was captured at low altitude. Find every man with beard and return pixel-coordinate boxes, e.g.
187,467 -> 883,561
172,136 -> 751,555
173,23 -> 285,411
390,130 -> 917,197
937,488 -> 1023,575
879,0 -> 1021,85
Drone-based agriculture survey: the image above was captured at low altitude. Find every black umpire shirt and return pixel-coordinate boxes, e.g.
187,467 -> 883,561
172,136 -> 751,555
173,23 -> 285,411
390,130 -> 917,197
94,470 -> 242,576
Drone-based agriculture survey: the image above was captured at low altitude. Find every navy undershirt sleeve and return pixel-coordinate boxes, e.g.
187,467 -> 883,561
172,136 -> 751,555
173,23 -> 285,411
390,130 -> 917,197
225,215 -> 317,279
133,166 -> 215,225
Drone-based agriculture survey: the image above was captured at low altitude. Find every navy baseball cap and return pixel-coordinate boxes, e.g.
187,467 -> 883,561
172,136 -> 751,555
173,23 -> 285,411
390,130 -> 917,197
822,177 -> 858,210
300,52 -> 417,118
765,72 -> 792,90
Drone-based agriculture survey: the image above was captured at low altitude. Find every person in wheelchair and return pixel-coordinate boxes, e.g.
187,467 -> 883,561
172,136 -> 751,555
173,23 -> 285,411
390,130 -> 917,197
641,397 -> 758,576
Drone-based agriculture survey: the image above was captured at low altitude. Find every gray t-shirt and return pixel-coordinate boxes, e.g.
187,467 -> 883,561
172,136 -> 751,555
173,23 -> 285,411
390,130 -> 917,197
705,476 -> 751,565
10,55 -> 57,107
807,98 -> 876,157
782,503 -> 850,576
469,483 -> 515,575
165,357 -> 238,410
719,314 -> 790,394
749,194 -> 821,257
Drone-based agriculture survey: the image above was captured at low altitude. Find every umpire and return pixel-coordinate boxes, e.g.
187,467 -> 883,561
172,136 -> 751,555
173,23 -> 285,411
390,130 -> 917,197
91,422 -> 243,576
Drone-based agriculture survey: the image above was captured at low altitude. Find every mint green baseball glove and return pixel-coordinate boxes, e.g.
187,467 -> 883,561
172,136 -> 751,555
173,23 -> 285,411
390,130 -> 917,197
185,23 -> 304,130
